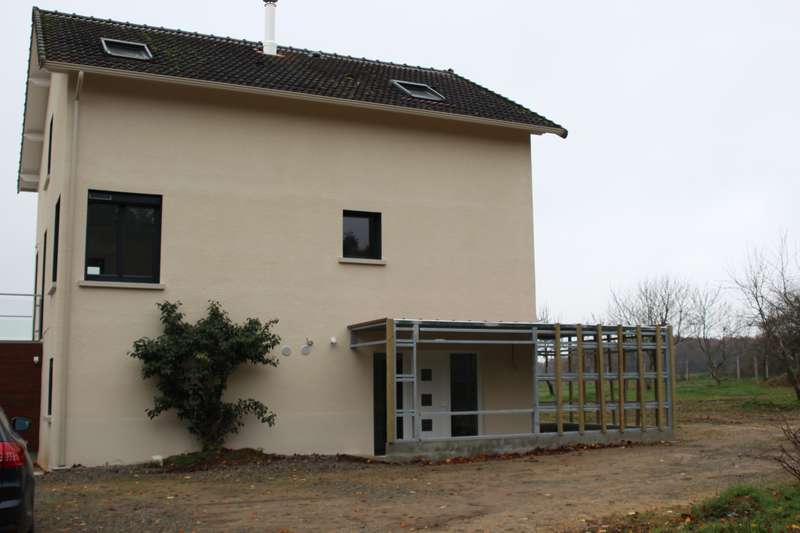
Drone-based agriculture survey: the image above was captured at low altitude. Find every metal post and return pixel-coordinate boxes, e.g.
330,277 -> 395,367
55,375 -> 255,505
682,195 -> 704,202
595,325 -> 607,433
576,325 -> 585,434
636,326 -> 646,432
531,327 -> 540,434
412,322 -> 421,440
555,324 -> 563,435
617,325 -> 625,433
655,326 -> 665,431
385,319 -> 396,445
668,325 -> 677,430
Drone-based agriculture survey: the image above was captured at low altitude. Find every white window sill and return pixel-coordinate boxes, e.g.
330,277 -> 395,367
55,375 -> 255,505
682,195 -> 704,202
79,280 -> 166,290
338,257 -> 386,266
47,285 -> 57,295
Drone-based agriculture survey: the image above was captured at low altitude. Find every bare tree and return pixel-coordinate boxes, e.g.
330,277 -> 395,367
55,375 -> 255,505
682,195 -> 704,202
687,285 -> 744,384
733,237 -> 800,398
608,275 -> 691,339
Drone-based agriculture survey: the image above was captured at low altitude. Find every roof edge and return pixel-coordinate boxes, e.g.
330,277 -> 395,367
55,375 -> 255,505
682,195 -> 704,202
44,60 -> 569,137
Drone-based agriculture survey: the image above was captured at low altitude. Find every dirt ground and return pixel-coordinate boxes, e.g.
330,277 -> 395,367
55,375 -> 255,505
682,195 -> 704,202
35,413 -> 790,532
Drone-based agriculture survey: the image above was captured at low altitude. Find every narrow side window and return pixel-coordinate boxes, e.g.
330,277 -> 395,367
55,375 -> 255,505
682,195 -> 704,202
52,197 -> 60,283
47,115 -> 54,177
40,231 -> 47,338
47,358 -> 54,416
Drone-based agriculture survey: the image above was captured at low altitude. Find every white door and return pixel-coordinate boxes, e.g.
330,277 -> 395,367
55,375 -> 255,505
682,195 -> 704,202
417,352 -> 451,439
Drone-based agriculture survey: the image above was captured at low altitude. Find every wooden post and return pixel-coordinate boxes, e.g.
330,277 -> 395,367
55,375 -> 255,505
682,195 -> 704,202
736,354 -> 741,381
668,325 -> 677,430
753,353 -> 759,382
555,324 -> 563,435
636,326 -> 646,432
617,325 -> 625,433
386,319 -> 396,445
596,325 -> 607,433
655,326 -> 665,431
577,325 -> 585,434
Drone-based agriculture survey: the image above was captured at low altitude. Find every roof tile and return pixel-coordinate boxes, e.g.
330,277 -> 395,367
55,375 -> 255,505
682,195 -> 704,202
33,8 -> 566,136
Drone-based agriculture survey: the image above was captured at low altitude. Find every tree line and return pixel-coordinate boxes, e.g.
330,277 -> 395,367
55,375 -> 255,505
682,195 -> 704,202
602,236 -> 800,398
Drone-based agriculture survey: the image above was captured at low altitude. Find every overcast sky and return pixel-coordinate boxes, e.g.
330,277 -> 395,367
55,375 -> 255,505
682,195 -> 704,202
1,1 -> 798,336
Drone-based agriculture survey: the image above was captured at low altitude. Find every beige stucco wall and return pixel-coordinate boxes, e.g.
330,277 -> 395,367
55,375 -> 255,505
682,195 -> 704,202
33,71 -> 74,469
45,74 -> 537,466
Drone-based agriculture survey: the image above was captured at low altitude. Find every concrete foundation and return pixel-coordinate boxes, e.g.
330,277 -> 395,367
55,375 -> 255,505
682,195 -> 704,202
386,429 -> 674,461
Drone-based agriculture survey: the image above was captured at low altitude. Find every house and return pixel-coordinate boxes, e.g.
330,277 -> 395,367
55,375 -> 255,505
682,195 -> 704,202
18,4 -> 675,469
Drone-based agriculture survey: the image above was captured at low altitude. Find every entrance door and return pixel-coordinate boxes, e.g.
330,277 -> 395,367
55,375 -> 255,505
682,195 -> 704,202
418,352 -> 451,439
450,353 -> 479,437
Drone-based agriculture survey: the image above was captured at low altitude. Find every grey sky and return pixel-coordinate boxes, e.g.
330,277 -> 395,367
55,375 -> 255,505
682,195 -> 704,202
1,1 -> 798,335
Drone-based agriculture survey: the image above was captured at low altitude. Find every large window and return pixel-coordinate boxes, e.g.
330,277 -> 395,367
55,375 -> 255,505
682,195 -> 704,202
85,190 -> 162,283
343,210 -> 381,260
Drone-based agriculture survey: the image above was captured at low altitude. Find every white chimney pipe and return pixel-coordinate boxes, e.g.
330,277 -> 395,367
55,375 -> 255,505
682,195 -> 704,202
263,1 -> 278,55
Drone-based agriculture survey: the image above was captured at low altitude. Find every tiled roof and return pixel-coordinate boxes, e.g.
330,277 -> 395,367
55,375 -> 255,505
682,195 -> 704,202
31,8 -> 567,137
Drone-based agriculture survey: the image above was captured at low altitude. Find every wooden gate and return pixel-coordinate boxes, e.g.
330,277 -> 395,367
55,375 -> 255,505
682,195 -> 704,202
0,341 -> 42,451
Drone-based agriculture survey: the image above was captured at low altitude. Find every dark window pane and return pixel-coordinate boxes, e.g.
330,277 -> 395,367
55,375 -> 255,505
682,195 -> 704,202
85,190 -> 161,283
86,203 -> 119,277
47,116 -> 53,176
343,210 -> 381,259
422,419 -> 433,432
47,358 -> 54,416
421,393 -> 432,407
120,206 -> 158,280
102,39 -> 153,61
421,369 -> 432,382
52,198 -> 60,282
343,216 -> 370,256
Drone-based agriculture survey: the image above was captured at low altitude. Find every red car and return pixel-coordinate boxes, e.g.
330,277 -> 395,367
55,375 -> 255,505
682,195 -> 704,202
0,407 -> 34,533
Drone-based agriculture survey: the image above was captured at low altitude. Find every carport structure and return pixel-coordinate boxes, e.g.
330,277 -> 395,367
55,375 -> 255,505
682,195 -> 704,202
349,318 -> 676,458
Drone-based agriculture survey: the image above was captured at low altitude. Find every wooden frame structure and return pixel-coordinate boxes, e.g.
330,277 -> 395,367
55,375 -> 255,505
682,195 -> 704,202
349,318 -> 676,453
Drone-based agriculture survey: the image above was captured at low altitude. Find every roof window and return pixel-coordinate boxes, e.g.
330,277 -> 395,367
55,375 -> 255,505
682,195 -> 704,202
101,38 -> 153,61
390,80 -> 445,102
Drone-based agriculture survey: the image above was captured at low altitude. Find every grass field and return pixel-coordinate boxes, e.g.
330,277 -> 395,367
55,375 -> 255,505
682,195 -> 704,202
677,375 -> 799,412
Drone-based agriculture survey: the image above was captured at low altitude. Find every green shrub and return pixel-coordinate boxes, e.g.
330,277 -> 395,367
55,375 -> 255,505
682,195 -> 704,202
130,301 -> 281,451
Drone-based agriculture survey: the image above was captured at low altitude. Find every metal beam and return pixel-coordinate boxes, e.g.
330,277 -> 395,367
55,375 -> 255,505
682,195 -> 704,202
385,319 -> 396,445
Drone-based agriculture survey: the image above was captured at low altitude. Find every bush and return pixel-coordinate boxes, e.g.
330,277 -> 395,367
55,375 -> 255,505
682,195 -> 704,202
130,301 -> 281,451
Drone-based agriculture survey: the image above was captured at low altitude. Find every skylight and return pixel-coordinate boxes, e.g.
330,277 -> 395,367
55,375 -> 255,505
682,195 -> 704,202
390,80 -> 445,102
101,38 -> 153,61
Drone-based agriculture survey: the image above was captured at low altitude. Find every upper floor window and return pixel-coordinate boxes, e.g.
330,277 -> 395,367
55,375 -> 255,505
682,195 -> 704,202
343,210 -> 381,260
101,38 -> 153,61
85,190 -> 162,283
47,115 -> 53,176
52,197 -> 60,283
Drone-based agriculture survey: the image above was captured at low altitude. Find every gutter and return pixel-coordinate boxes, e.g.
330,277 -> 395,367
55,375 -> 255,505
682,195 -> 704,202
42,60 -> 569,138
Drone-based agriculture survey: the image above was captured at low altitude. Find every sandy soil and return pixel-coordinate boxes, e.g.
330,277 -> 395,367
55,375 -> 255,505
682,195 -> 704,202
35,418 -> 789,532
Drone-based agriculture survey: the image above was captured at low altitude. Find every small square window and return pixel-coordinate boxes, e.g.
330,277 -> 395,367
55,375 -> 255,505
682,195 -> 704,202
390,80 -> 446,102
101,38 -> 153,61
343,210 -> 381,260
421,369 -> 432,382
421,419 -> 433,432
421,393 -> 432,407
